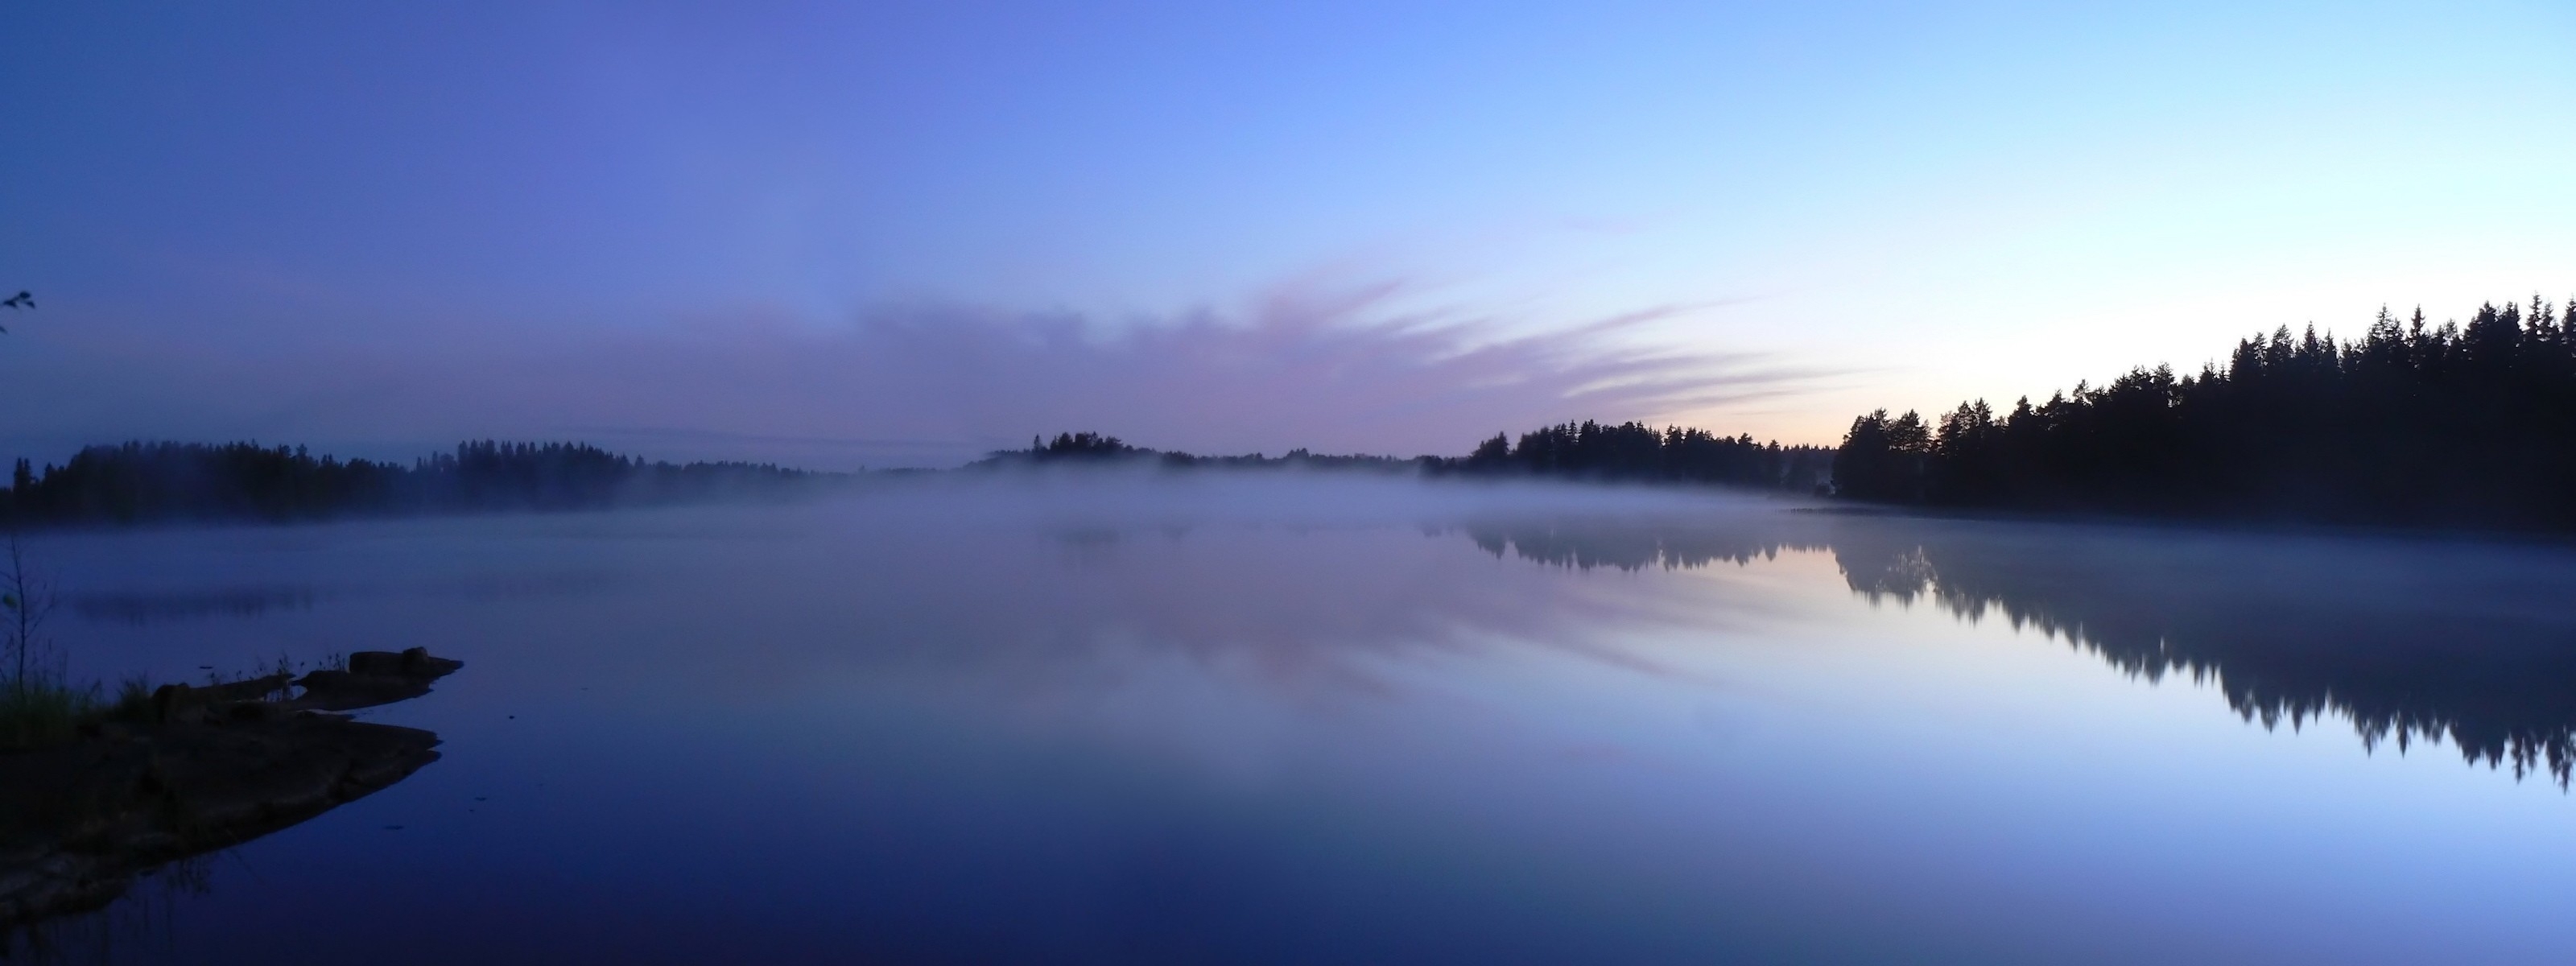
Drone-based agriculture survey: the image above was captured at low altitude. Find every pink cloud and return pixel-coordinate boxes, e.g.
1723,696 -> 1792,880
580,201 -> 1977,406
1,283 -> 1820,469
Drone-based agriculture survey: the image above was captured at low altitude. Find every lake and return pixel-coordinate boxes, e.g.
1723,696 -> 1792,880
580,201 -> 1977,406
17,471 -> 2576,964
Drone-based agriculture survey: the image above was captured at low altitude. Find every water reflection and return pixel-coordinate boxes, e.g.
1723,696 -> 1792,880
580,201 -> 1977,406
3,856 -> 211,964
1,654 -> 458,954
1463,514 -> 1825,571
1466,511 -> 2576,783
69,588 -> 317,625
25,488 -> 2576,963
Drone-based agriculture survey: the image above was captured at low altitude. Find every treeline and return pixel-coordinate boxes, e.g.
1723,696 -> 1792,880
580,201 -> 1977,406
1,440 -> 824,526
974,431 -> 1430,472
1835,297 -> 2576,529
980,425 -> 1831,490
1458,421 -> 1831,490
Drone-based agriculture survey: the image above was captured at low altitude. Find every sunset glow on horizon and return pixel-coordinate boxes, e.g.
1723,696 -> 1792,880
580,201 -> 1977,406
5,2 -> 2571,466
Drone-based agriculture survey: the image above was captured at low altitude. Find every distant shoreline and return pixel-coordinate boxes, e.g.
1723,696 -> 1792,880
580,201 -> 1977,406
0,440 -> 832,530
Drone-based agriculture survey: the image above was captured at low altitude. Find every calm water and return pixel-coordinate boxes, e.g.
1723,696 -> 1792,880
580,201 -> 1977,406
19,473 -> 2576,964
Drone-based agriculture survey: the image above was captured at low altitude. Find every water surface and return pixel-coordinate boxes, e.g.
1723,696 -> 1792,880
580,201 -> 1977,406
20,473 -> 2576,964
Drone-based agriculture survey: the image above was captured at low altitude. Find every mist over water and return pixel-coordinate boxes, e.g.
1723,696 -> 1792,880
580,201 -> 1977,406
22,473 -> 2576,964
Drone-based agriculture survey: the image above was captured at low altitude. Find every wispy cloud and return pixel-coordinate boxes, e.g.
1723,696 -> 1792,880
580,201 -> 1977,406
0,282 -> 1822,468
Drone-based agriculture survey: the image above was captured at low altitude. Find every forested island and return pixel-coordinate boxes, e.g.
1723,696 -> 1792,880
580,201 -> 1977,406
1832,297 -> 2576,530
1455,423 -> 1832,489
1,424 -> 1828,530
0,441 -> 823,526
978,431 -> 1435,472
985,426 -> 1834,491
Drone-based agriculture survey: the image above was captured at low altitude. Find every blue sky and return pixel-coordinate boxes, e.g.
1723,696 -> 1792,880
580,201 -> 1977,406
4,2 -> 2572,466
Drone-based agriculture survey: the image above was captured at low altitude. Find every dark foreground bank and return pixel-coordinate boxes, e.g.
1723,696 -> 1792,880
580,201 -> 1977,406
1,649 -> 461,939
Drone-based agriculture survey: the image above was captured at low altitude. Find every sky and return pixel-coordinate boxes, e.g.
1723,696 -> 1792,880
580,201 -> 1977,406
3,1 -> 2573,468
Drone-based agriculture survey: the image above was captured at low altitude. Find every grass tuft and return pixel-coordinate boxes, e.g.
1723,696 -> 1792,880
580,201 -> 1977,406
0,679 -> 104,749
109,675 -> 156,723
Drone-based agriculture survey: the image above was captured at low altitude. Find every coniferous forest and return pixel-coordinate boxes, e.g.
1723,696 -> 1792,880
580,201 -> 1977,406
0,441 -> 819,526
981,425 -> 1834,491
29,296 -> 2576,536
1833,297 -> 2576,530
9,425 -> 1826,532
1457,421 -> 1832,490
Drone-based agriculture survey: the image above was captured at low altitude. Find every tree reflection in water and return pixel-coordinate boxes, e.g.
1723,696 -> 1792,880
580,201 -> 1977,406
1463,512 -> 2576,785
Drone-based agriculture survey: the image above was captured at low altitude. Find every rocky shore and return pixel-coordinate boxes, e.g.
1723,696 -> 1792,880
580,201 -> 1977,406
0,649 -> 462,931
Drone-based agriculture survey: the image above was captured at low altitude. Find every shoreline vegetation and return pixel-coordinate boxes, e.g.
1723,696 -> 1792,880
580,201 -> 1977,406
2,648 -> 461,939
2,296 -> 2569,535
0,440 -> 827,528
1831,296 -> 2576,531
0,427 -> 1835,531
970,427 -> 1835,492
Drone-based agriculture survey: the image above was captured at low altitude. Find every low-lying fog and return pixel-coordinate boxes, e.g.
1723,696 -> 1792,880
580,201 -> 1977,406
27,470 -> 2576,964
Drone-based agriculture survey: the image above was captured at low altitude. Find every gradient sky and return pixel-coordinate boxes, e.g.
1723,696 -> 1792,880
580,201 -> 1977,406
5,2 -> 2573,467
